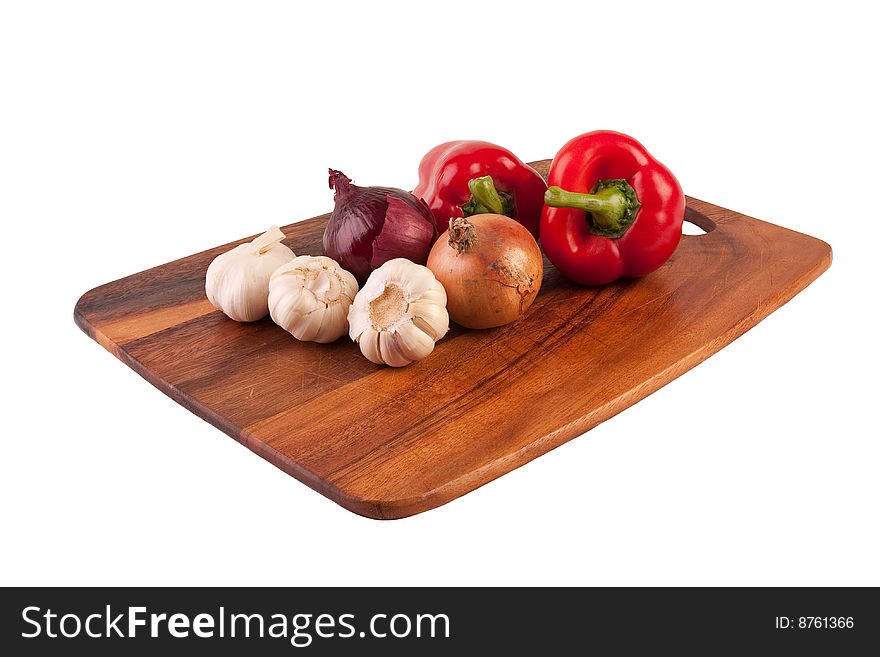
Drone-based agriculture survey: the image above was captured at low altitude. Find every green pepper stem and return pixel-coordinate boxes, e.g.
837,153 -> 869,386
544,179 -> 641,238
467,176 -> 505,215
544,186 -> 625,229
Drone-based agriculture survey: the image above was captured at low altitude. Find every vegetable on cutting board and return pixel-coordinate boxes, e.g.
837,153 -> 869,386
205,226 -> 295,322
205,131 -> 683,366
268,255 -> 359,343
413,140 -> 547,240
322,169 -> 439,285
427,214 -> 543,329
541,130 -> 685,286
348,259 -> 449,367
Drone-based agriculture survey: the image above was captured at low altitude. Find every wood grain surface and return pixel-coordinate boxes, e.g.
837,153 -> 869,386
74,160 -> 832,519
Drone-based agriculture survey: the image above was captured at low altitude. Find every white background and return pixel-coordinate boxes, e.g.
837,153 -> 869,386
1,1 -> 877,586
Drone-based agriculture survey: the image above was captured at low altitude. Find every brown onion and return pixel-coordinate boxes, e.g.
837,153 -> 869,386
427,214 -> 543,329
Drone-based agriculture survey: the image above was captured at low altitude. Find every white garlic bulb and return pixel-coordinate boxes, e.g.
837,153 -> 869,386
348,258 -> 449,367
205,226 -> 295,322
268,255 -> 359,343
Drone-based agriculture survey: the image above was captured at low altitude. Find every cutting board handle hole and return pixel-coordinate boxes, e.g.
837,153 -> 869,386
683,208 -> 716,235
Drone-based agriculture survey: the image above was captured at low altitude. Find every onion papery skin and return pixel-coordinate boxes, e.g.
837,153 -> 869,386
427,214 -> 543,329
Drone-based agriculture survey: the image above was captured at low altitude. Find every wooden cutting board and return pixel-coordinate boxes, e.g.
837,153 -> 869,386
74,160 -> 831,519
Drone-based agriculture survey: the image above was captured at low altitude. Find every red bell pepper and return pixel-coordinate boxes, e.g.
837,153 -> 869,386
413,141 -> 547,240
540,131 -> 685,286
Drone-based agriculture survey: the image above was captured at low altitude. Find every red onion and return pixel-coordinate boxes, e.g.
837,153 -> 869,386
322,169 -> 439,283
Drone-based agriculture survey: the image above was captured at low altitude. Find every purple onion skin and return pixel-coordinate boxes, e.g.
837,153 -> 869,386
322,169 -> 439,284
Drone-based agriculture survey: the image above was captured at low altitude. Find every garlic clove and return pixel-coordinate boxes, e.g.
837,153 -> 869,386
379,332 -> 413,368
392,319 -> 437,363
416,283 -> 447,307
358,327 -> 384,365
309,268 -> 335,299
315,302 -> 347,344
347,303 -> 373,343
286,283 -> 325,317
408,299 -> 449,341
294,309 -> 326,343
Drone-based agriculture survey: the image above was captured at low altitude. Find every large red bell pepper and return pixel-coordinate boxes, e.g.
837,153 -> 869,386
413,141 -> 546,240
540,131 -> 685,286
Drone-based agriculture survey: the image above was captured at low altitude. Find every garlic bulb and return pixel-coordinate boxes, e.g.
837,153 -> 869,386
268,255 -> 358,343
205,226 -> 295,322
348,258 -> 449,367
